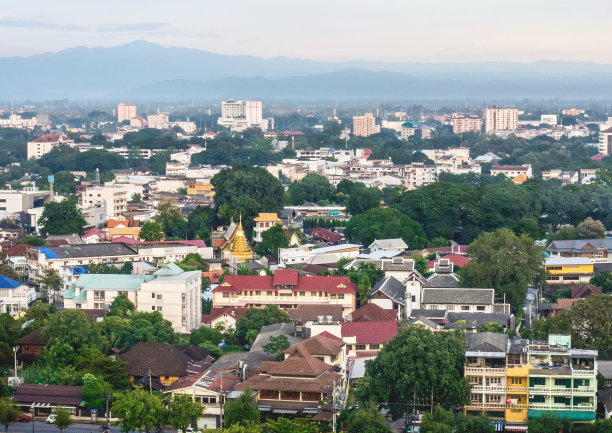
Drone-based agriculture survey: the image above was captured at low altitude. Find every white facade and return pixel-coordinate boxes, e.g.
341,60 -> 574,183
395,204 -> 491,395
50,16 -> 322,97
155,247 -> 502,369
82,184 -> 128,221
0,189 -> 52,216
218,99 -> 266,132
118,103 -> 137,123
0,282 -> 36,315
484,107 -> 518,132
541,114 -> 558,125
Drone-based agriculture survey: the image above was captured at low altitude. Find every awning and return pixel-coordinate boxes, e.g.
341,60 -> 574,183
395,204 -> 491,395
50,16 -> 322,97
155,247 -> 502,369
506,425 -> 528,432
31,403 -> 51,408
302,408 -> 319,414
258,406 -> 271,412
273,409 -> 299,414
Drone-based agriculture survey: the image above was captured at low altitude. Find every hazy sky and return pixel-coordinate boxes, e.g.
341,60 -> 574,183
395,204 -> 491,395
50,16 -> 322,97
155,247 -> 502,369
1,0 -> 612,62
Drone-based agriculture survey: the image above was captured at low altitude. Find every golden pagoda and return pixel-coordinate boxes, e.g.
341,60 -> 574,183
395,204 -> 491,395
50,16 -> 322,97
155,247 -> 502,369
221,215 -> 254,263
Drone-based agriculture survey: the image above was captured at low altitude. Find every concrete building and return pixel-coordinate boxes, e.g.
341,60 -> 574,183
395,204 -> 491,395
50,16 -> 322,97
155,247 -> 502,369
253,213 -> 282,243
541,114 -> 558,125
544,257 -> 594,285
451,114 -> 483,134
485,107 -> 518,132
599,127 -> 612,155
0,275 -> 36,315
217,99 -> 267,131
490,164 -> 533,179
0,189 -> 52,217
562,108 -> 585,116
27,134 -> 74,159
147,110 -> 170,129
400,121 -> 431,140
63,263 -> 201,332
81,184 -> 128,221
353,113 -> 380,137
117,103 -> 137,123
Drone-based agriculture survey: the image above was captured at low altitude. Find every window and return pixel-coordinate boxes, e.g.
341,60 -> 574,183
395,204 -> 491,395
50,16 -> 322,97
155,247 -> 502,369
461,306 -> 470,311
157,306 -> 162,312
477,306 -> 485,311
511,377 -> 522,385
555,379 -> 570,387
554,396 -> 570,405
151,306 -> 155,311
151,293 -> 156,298
267,291 -> 273,296
157,294 -> 162,300
529,395 -> 545,403
223,292 -> 230,298
355,345 -> 366,351
338,294 -> 344,299
593,251 -> 604,258
486,395 -> 501,403
311,291 -> 317,296
563,276 -> 579,281
547,276 -> 560,281
531,377 -> 546,386
255,291 -> 261,296
547,266 -> 563,271
411,295 -> 416,302
369,344 -> 380,350
302,392 -> 320,401
299,291 -> 305,296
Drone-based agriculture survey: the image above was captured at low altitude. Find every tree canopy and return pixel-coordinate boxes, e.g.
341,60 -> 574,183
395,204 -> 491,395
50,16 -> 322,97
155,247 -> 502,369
39,199 -> 86,236
345,207 -> 427,248
287,174 -> 333,205
255,224 -> 289,256
234,305 -> 291,345
223,389 -> 260,427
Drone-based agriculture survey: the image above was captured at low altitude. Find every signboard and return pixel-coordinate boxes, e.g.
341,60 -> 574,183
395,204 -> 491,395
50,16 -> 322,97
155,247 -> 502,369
48,175 -> 55,184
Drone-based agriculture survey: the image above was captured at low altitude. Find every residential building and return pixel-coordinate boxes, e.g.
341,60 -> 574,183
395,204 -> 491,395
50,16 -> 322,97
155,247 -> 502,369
173,121 -> 198,134
253,213 -> 283,243
186,183 -> 215,198
217,99 -> 267,131
421,288 -> 510,314
82,184 -> 128,220
0,275 -> 36,315
353,113 -> 380,137
485,107 -> 518,132
235,345 -> 341,421
369,276 -> 408,319
562,109 -> 585,116
201,307 -> 248,329
368,238 -> 408,254
212,269 -> 357,315
121,342 -> 214,389
598,361 -> 612,387
27,134 -> 74,159
0,189 -> 51,217
545,257 -> 594,285
282,332 -> 346,372
548,239 -> 612,263
451,114 -> 483,134
14,328 -> 44,367
63,263 -> 202,332
400,121 -> 431,140
474,152 -> 502,164
14,384 -> 83,416
147,109 -> 170,129
278,244 -> 361,267
490,164 -> 533,179
340,321 -> 397,358
423,259 -> 460,288
599,127 -> 612,155
541,114 -> 558,125
117,103 -> 137,123
349,302 -> 396,322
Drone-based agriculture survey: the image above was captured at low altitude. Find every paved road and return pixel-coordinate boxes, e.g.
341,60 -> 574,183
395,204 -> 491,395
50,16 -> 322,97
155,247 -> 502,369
522,286 -> 538,329
6,421 -> 171,433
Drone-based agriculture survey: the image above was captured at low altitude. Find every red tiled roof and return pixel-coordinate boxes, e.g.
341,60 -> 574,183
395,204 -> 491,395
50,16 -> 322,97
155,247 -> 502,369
213,272 -> 356,294
312,228 -> 343,244
317,331 -> 343,342
491,165 -> 528,171
591,153 -> 607,161
350,303 -> 397,322
32,134 -> 69,143
341,321 -> 398,345
202,270 -> 224,284
107,217 -> 133,228
82,227 -> 102,239
4,243 -> 29,257
570,284 -> 602,299
273,269 -> 299,286
427,254 -> 471,268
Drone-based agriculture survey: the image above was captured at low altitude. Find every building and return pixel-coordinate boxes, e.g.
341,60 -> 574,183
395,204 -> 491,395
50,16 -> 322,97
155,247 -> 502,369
147,109 -> 170,129
490,164 -> 533,179
253,213 -> 283,243
0,275 -> 36,315
0,189 -> 52,217
117,103 -> 137,123
217,99 -> 267,131
220,218 -> 254,263
27,134 -> 74,159
82,184 -> 128,220
63,263 -> 202,332
563,108 -> 585,116
282,332 -> 346,371
368,238 -> 408,254
451,114 -> 483,134
599,127 -> 612,155
421,288 -> 510,314
201,307 -> 248,329
541,114 -> 558,125
545,257 -> 594,286
13,384 -> 83,416
548,239 -> 612,263
485,107 -> 518,132
212,269 -> 357,315
186,184 -> 215,198
400,121 -> 431,140
353,113 -> 380,137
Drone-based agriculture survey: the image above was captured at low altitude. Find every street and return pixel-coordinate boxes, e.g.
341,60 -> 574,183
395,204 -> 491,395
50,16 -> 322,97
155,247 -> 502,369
522,286 -> 538,329
5,421 -> 170,433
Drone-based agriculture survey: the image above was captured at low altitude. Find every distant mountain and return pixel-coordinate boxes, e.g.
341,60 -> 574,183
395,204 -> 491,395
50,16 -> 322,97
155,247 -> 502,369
2,41 -> 612,101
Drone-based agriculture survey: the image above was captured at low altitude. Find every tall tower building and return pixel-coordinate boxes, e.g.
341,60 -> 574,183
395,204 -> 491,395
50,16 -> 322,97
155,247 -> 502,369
484,107 -> 518,132
353,113 -> 380,137
117,103 -> 137,123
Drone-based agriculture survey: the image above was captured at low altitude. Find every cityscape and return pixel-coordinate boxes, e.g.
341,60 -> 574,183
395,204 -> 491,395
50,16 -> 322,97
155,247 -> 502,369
0,2 -> 612,433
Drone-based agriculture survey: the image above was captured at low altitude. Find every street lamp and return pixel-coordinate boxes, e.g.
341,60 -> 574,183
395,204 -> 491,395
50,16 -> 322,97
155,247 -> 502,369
12,345 -> 19,380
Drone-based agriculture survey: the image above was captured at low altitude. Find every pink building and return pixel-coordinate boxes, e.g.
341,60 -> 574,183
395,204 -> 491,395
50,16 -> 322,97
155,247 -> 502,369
451,114 -> 483,134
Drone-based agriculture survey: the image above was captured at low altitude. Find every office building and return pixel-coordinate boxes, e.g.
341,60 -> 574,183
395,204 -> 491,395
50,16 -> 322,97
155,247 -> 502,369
117,103 -> 137,123
217,99 -> 267,132
353,113 -> 380,137
27,134 -> 74,159
451,114 -> 483,134
485,107 -> 518,132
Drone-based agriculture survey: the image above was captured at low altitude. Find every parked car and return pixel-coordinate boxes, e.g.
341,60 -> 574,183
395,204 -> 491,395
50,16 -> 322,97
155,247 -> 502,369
46,414 -> 57,424
18,414 -> 32,422
178,428 -> 198,433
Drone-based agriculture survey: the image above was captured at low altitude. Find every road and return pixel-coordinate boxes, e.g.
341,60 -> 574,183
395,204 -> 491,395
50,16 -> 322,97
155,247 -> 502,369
522,286 -> 538,329
6,421 -> 172,433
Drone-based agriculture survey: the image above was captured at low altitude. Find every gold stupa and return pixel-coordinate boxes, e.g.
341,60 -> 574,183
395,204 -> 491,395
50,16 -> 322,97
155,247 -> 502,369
222,215 -> 254,263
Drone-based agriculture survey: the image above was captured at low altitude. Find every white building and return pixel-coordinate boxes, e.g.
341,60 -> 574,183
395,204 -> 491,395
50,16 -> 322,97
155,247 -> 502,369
147,110 -> 170,129
27,134 -> 74,159
0,276 -> 36,315
217,99 -> 267,132
81,184 -> 128,221
541,114 -> 558,125
484,107 -> 518,132
368,238 -> 408,254
599,127 -> 612,155
118,103 -> 137,123
0,189 -> 52,217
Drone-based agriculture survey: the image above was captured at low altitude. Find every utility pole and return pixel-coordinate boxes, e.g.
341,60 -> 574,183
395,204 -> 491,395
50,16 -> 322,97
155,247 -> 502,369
332,380 -> 337,433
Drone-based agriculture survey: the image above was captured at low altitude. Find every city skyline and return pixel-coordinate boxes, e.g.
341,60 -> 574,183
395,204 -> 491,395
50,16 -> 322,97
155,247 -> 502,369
2,0 -> 612,63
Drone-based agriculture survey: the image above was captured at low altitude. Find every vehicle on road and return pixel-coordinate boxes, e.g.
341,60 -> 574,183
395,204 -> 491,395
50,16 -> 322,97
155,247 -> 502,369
178,428 -> 198,433
46,414 -> 57,424
18,413 -> 32,422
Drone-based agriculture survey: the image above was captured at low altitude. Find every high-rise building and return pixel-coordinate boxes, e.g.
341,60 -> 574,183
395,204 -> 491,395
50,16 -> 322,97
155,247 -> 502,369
218,99 -> 266,131
117,103 -> 137,123
484,107 -> 518,132
353,113 -> 380,137
599,127 -> 612,155
451,114 -> 483,134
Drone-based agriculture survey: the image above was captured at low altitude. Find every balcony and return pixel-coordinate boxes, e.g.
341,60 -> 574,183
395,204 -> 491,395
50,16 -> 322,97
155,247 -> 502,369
572,370 -> 595,376
471,386 -> 506,393
466,403 -> 506,410
506,386 -> 528,393
529,387 -> 572,395
529,404 -> 594,411
465,367 -> 506,375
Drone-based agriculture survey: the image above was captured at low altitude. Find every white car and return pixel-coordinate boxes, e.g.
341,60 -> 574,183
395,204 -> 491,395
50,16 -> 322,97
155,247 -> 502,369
178,428 -> 198,433
46,414 -> 57,424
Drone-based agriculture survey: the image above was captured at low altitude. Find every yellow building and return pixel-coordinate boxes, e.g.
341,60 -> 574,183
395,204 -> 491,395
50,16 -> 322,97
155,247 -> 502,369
505,364 -> 530,424
545,256 -> 594,285
253,212 -> 282,242
186,183 -> 215,198
108,226 -> 142,240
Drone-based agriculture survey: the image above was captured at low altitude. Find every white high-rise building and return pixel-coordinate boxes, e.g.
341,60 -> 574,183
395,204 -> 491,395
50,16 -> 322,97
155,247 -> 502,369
117,103 -> 137,123
484,107 -> 518,132
218,99 -> 267,131
81,184 -> 128,221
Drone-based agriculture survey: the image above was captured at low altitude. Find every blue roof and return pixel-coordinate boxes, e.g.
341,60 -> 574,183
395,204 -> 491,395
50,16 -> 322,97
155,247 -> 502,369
38,247 -> 60,259
0,275 -> 22,289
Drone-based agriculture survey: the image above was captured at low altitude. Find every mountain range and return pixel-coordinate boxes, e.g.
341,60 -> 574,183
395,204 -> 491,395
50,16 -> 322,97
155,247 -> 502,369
2,40 -> 612,101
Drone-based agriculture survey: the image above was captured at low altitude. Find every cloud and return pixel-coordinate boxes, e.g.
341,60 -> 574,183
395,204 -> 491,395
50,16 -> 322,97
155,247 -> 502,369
0,18 -> 83,30
0,17 -> 170,34
96,22 -> 169,33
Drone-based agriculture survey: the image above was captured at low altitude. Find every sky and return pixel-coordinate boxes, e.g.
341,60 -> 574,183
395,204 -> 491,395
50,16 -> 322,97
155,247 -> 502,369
1,0 -> 612,63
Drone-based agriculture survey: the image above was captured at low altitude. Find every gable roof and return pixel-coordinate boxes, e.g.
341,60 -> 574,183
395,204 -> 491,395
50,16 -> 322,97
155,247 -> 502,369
214,272 -> 356,294
286,304 -> 344,323
154,262 -> 184,276
350,303 -> 397,322
548,239 -> 612,253
14,384 -> 82,406
82,227 -> 102,239
201,307 -> 248,324
570,284 -> 602,299
120,342 -> 212,377
341,321 -> 398,345
369,238 -> 408,250
273,269 -> 299,286
422,288 -> 494,305
264,345 -> 332,377
427,254 -> 471,269
284,333 -> 345,357
465,332 -> 508,353
15,327 -> 44,345
369,275 -> 405,304
409,316 -> 440,330
0,274 -> 22,289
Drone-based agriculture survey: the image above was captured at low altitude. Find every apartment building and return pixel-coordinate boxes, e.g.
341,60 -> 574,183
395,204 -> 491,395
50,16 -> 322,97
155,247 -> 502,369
485,107 -> 518,132
548,239 -> 612,263
353,113 -> 380,137
420,147 -> 471,166
400,121 -> 431,140
27,134 -> 74,159
147,110 -> 170,129
63,263 -> 201,332
0,189 -> 52,216
0,275 -> 36,315
490,164 -> 533,179
217,99 -> 267,131
421,288 -> 510,314
562,109 -> 585,116
81,184 -> 128,220
117,103 -> 137,123
599,127 -> 612,155
212,269 -> 357,315
451,114 -> 483,134
544,257 -> 594,285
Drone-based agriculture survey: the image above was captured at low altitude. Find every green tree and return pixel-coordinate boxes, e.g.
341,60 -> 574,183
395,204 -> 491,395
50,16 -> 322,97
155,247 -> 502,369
0,264 -> 20,282
345,207 -> 427,248
255,224 -> 289,256
39,199 -> 86,235
131,193 -> 142,203
41,309 -> 100,350
75,346 -> 130,390
527,412 -> 571,433
40,267 -> 64,303
478,323 -> 504,333
287,174 -> 333,205
223,389 -> 259,427
112,388 -> 166,433
17,234 -> 47,246
346,183 -> 382,216
154,200 -> 187,238
590,271 -> 612,293
344,403 -> 391,433
82,373 -> 108,410
265,417 -> 320,433
189,326 -> 223,346
263,335 -> 290,359
420,406 -> 455,433
577,217 -> 606,239
187,206 -> 215,243
0,397 -> 20,433
178,253 -> 208,271
234,305 -> 291,345
139,221 -> 165,241
455,414 -> 495,433
355,326 -> 470,418
167,394 -> 203,433
460,228 -> 544,312
54,407 -> 73,433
